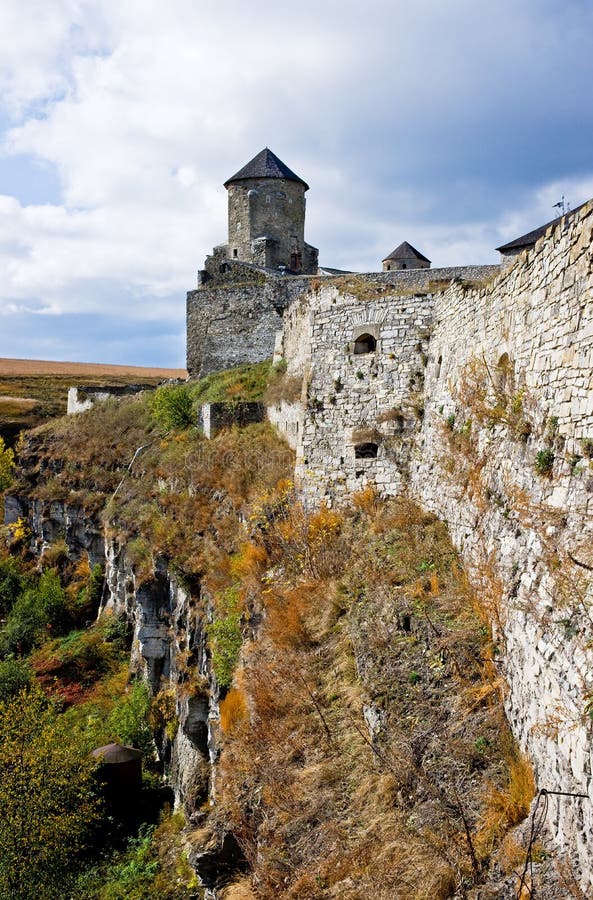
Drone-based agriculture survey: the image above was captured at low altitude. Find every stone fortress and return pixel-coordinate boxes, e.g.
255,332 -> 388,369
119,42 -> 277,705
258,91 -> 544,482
187,149 -> 593,890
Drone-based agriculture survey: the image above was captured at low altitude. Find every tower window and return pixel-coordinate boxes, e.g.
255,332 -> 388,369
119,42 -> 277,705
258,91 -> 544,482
354,442 -> 379,459
353,333 -> 377,355
233,249 -> 238,258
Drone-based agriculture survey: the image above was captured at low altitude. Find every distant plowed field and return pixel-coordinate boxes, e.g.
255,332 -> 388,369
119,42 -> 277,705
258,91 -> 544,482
0,358 -> 186,378
0,357 -> 186,446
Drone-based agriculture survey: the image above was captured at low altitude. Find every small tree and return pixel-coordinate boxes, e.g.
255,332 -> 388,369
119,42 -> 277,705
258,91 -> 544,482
0,686 -> 103,899
0,437 -> 14,491
149,385 -> 194,431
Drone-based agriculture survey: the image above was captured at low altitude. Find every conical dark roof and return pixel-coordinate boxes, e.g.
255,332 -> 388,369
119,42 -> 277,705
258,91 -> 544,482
383,241 -> 431,263
224,148 -> 308,190
92,743 -> 143,764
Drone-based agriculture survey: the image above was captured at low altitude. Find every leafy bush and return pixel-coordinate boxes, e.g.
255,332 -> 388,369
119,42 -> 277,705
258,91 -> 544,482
75,814 -> 199,899
207,587 -> 243,689
0,556 -> 23,618
149,384 -> 195,431
102,612 -> 132,649
0,570 -> 70,657
107,680 -> 153,755
38,569 -> 70,630
0,588 -> 47,656
0,685 -> 103,899
0,436 -> 14,490
0,656 -> 32,701
534,448 -> 555,476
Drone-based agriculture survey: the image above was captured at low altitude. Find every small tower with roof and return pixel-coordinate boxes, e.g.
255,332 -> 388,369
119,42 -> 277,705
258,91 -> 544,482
224,148 -> 318,274
382,241 -> 431,271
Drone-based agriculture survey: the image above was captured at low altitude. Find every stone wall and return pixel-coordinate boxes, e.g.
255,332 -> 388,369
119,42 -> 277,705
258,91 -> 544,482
186,275 -> 313,377
411,200 -> 593,888
277,281 -> 434,501
273,202 -> 593,889
198,402 -> 265,439
265,399 -> 303,451
324,263 -> 500,294
67,384 -> 154,415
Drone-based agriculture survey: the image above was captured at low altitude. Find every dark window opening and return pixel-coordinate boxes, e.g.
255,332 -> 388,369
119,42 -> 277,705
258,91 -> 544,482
402,262 -> 407,269
354,442 -> 379,459
290,252 -> 302,271
353,333 -> 377,355
233,249 -> 238,258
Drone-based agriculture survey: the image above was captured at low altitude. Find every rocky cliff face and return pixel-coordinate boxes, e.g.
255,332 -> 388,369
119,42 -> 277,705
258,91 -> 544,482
4,494 -> 104,565
2,407 -> 290,895
101,542 -> 217,818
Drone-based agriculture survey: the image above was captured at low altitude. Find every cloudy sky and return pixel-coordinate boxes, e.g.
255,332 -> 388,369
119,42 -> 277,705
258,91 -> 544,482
1,0 -> 592,367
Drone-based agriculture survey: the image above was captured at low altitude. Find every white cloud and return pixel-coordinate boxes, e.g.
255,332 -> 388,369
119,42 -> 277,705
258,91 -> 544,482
0,0 -> 592,363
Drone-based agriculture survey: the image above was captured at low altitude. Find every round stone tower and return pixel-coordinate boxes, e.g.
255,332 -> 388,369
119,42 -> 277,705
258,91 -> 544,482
224,148 -> 312,273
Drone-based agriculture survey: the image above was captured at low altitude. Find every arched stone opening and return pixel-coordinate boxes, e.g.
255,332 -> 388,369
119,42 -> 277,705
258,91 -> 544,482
353,333 -> 377,355
496,352 -> 512,393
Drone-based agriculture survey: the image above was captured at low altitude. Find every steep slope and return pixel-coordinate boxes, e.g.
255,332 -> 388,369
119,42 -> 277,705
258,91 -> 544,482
1,385 -> 575,898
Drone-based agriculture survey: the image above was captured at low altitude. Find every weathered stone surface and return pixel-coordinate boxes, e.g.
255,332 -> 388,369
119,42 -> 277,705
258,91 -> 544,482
266,199 -> 593,891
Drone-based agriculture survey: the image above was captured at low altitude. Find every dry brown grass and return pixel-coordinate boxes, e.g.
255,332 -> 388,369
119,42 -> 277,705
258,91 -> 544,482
220,684 -> 248,736
207,497 -> 533,898
476,754 -> 536,855
219,880 -> 257,900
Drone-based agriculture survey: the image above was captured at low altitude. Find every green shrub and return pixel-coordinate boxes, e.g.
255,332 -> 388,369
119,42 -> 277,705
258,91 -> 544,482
0,685 -> 103,899
534,448 -> 555,476
0,436 -> 14,491
0,656 -> 32,701
149,384 -> 194,431
38,569 -> 69,630
0,557 -> 23,618
207,587 -> 243,689
89,564 -> 105,609
0,570 -> 69,657
102,613 -> 132,649
0,588 -> 47,656
107,680 -> 153,755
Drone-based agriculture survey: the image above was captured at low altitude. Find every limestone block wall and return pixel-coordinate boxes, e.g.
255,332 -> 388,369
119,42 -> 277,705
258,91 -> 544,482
266,399 -> 303,452
279,281 -> 434,502
273,205 -> 593,885
410,200 -> 593,888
